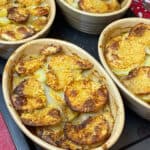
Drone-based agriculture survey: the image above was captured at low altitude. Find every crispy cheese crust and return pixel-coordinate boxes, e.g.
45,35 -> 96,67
15,56 -> 45,75
79,0 -> 120,13
12,78 -> 47,111
122,67 -> 150,95
65,80 -> 108,112
46,53 -> 93,90
17,0 -> 43,6
21,105 -> 62,126
64,116 -> 109,145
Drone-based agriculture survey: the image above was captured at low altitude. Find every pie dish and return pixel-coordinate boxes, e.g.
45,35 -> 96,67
98,18 -> 150,120
3,39 -> 124,150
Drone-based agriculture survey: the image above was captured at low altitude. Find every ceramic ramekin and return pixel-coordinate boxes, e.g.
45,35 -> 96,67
98,18 -> 150,121
56,0 -> 131,34
3,39 -> 125,150
0,0 -> 56,59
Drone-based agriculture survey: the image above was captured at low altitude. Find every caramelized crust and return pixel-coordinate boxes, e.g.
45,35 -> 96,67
79,0 -> 120,13
15,55 -> 45,75
0,0 -> 7,6
21,105 -> 62,126
105,34 -> 145,71
64,116 -> 109,145
47,54 -> 93,91
122,67 -> 150,95
12,78 -> 47,111
8,7 -> 29,23
29,6 -> 49,16
65,80 -> 108,112
36,126 -> 63,146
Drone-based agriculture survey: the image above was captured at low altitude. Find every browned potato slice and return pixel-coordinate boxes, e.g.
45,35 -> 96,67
64,116 -> 109,145
8,7 -> 29,23
21,105 -> 62,126
122,67 -> 150,95
105,34 -> 145,72
11,78 -> 47,111
129,23 -> 150,46
47,54 -> 93,91
56,136 -> 83,150
15,55 -> 45,75
65,80 -> 108,112
79,0 -> 120,13
40,45 -> 62,56
15,26 -> 35,40
36,126 -> 63,146
29,6 -> 49,16
17,0 -> 43,6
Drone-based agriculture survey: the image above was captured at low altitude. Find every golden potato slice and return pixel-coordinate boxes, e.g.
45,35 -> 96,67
21,105 -> 62,126
15,55 -> 45,75
8,7 -> 29,23
36,126 -> 63,146
122,67 -> 150,95
40,45 -> 62,56
15,26 -> 35,40
105,34 -> 145,72
79,0 -> 120,13
64,116 -> 109,145
29,6 -> 49,16
47,54 -> 93,91
17,0 -> 43,6
65,80 -> 108,112
11,78 -> 47,111
129,23 -> 150,46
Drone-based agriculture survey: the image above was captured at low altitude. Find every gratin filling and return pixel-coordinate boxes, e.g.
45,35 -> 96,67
11,45 -> 115,149
64,0 -> 121,13
105,23 -> 150,104
0,0 -> 50,41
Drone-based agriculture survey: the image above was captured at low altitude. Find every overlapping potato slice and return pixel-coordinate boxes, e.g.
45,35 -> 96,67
8,7 -> 29,23
79,0 -> 120,13
0,24 -> 35,41
129,23 -> 150,46
0,0 -> 7,6
105,34 -> 146,75
122,67 -> 150,95
12,78 -> 47,111
65,79 -> 108,112
36,126 -> 63,146
40,45 -> 62,56
47,53 -> 93,91
21,105 -> 62,126
64,115 -> 109,145
15,55 -> 45,75
29,6 -> 49,16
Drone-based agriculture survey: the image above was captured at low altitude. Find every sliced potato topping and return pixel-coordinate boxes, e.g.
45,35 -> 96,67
12,78 -> 47,111
65,80 -> 108,112
21,105 -> 62,126
122,67 -> 150,95
64,115 -> 109,145
15,55 -> 45,75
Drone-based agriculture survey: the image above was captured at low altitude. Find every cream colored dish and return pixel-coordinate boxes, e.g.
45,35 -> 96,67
98,18 -> 150,120
3,39 -> 124,150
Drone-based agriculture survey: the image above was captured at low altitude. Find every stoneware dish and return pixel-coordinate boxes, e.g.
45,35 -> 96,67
3,39 -> 125,150
98,18 -> 150,121
56,0 -> 131,34
0,0 -> 56,59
